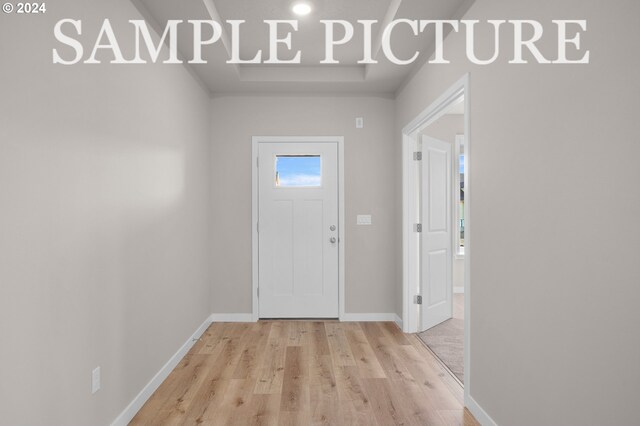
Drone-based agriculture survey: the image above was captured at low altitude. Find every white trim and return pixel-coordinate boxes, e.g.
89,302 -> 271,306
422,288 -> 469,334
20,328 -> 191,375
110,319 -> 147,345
210,313 -> 254,322
252,136 -> 346,321
402,80 -> 466,135
341,313 -> 400,322
401,74 -> 473,409
110,314 -> 213,426
453,286 -> 465,294
252,139 -> 259,322
338,140 -> 346,322
466,395 -> 498,426
394,314 -> 403,330
463,74 -> 472,406
402,74 -> 468,332
402,132 -> 420,335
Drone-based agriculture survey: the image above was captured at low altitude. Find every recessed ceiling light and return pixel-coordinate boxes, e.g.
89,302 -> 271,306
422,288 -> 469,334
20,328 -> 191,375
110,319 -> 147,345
292,2 -> 312,16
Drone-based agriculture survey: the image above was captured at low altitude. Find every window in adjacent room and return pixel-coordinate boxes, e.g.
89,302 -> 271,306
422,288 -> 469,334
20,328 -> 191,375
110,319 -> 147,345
455,135 -> 465,256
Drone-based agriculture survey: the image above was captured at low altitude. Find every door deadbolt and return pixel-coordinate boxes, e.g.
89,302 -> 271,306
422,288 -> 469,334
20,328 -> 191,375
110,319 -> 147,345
329,237 -> 337,243
330,225 -> 336,231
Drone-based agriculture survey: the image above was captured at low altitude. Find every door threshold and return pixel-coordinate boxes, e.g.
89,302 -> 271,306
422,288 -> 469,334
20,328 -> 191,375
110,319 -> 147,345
414,334 -> 464,388
259,318 -> 339,321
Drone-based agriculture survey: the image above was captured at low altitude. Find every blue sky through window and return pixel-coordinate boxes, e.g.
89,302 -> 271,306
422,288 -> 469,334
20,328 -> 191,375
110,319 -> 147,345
275,155 -> 321,187
459,154 -> 465,174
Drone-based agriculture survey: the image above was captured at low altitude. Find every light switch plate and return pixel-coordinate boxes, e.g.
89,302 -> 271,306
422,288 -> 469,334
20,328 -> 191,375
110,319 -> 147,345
357,215 -> 372,225
355,117 -> 364,129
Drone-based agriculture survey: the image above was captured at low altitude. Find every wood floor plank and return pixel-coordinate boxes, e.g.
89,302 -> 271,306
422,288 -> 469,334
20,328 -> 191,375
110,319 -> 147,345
345,323 -> 387,378
195,323 -> 227,355
209,378 -> 256,425
180,378 -> 230,425
254,323 -> 288,395
308,321 -> 331,356
309,381 -> 339,425
326,322 -> 357,366
206,323 -> 254,381
437,408 -> 482,426
360,321 -> 385,341
409,334 -> 465,404
387,375 -> 448,426
287,321 -> 309,347
362,378 -> 410,426
232,322 -> 272,379
308,354 -> 339,425
130,354 -> 197,425
277,409 -> 311,426
131,321 -> 478,426
144,354 -> 218,425
398,338 -> 463,409
198,323 -> 242,357
333,365 -> 378,426
362,324 -> 415,382
242,393 -> 281,426
379,321 -> 412,346
280,346 -> 309,413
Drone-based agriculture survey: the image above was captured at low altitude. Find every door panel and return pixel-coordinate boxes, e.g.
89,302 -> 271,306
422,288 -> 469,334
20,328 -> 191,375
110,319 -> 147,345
420,136 -> 453,331
428,150 -> 448,231
427,249 -> 447,306
294,199 -> 324,296
271,200 -> 294,295
258,142 -> 339,318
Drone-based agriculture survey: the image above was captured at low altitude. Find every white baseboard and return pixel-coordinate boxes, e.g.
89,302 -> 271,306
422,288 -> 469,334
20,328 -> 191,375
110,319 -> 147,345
466,394 -> 498,426
341,313 -> 399,322
394,314 -> 403,330
211,312 -> 402,324
110,314 -> 213,426
454,286 -> 465,294
210,313 -> 254,322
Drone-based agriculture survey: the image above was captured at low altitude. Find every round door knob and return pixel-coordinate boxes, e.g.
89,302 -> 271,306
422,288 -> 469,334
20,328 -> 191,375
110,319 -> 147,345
330,225 -> 336,231
329,237 -> 337,243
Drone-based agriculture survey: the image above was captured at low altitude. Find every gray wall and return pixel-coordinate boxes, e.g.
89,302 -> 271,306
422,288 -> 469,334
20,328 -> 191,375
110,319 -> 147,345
396,0 -> 640,424
210,96 -> 398,315
0,1 -> 212,425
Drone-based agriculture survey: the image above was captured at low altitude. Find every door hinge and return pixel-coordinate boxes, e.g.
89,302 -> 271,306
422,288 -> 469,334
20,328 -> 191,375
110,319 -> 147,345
414,223 -> 422,233
257,221 -> 259,233
257,287 -> 259,297
413,151 -> 422,161
256,156 -> 259,167
414,295 -> 423,305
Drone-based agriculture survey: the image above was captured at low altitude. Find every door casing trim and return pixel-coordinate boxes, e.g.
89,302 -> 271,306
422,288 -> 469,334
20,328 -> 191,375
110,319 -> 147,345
252,136 -> 345,321
401,74 -> 471,404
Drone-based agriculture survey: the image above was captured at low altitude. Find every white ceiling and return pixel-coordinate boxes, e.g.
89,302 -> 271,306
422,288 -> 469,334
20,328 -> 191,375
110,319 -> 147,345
133,0 -> 470,96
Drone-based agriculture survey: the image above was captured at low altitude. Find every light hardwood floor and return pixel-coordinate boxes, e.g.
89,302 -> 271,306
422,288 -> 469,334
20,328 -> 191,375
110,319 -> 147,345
130,321 -> 479,426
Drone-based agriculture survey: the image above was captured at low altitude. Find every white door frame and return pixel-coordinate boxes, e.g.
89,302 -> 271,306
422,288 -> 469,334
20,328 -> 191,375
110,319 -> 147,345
252,136 -> 345,321
401,74 -> 471,400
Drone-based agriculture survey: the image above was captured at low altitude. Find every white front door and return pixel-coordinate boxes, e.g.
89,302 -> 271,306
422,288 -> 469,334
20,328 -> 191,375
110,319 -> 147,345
420,136 -> 453,330
258,142 -> 339,318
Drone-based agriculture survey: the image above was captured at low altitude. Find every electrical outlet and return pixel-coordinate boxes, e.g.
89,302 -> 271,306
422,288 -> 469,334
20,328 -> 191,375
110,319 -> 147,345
355,117 -> 364,128
92,366 -> 101,394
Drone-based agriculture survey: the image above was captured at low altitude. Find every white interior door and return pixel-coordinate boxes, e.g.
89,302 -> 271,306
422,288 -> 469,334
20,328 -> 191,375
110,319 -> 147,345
420,136 -> 453,330
258,142 -> 339,318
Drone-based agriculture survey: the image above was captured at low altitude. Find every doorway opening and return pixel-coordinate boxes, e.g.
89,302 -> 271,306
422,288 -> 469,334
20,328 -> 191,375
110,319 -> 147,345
252,136 -> 345,321
402,75 -> 470,399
